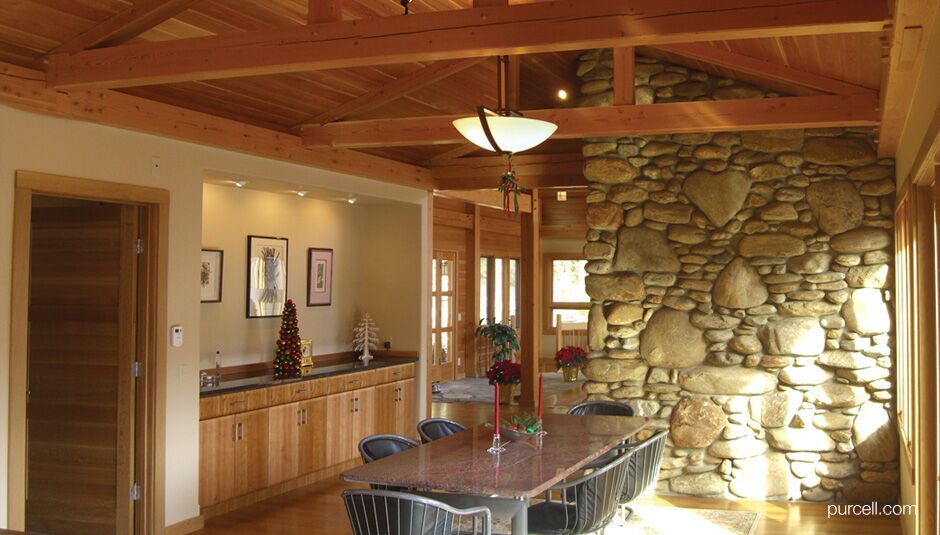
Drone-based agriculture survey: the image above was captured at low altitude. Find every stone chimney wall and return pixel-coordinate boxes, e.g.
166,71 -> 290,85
579,50 -> 898,503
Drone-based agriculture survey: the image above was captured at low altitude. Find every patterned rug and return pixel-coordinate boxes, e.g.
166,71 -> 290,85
432,373 -> 581,403
491,504 -> 760,535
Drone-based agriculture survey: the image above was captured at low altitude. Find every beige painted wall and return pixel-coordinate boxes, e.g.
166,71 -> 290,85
0,104 -> 426,528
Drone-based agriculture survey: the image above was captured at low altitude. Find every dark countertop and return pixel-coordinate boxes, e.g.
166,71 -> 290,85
200,357 -> 417,397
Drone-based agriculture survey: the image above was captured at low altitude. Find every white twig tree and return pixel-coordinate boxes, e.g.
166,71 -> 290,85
353,313 -> 379,365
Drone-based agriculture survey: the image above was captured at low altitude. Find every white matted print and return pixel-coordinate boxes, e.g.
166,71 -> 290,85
247,235 -> 288,318
307,248 -> 333,307
200,249 -> 224,303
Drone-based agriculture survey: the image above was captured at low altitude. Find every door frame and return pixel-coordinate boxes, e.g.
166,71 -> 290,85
8,170 -> 169,534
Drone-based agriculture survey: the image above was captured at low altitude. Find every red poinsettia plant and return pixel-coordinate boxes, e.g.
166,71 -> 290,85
555,345 -> 587,370
486,359 -> 522,385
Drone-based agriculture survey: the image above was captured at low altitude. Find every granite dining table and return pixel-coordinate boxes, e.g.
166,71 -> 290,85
342,413 -> 648,534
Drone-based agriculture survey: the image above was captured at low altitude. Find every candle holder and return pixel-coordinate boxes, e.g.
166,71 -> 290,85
487,433 -> 506,454
536,419 -> 547,438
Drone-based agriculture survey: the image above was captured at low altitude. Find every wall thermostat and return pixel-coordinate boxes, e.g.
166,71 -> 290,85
170,325 -> 184,348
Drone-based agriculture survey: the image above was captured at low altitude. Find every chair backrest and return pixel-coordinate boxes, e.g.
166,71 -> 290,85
550,448 -> 634,534
555,315 -> 588,352
417,418 -> 466,444
359,434 -> 419,464
567,400 -> 634,417
620,430 -> 668,503
343,489 -> 492,535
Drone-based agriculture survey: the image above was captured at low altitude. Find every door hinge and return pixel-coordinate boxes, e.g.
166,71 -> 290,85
135,238 -> 144,255
132,361 -> 143,377
131,483 -> 141,501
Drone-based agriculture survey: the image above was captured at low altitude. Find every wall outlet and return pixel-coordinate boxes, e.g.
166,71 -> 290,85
151,156 -> 161,177
384,337 -> 392,350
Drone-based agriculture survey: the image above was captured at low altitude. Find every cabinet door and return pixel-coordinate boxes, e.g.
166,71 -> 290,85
326,392 -> 355,466
199,415 -> 236,507
374,383 -> 398,436
351,388 -> 376,461
267,402 -> 299,486
397,379 -> 417,439
298,397 -> 327,475
235,408 -> 269,496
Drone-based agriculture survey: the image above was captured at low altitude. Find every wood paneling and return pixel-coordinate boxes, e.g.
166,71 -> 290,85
540,189 -> 588,238
26,199 -> 136,535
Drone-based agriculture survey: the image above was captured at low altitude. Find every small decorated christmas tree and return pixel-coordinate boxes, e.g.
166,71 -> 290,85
273,299 -> 302,379
353,313 -> 379,365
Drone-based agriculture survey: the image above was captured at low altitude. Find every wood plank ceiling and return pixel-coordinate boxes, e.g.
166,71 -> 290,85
0,0 -> 896,180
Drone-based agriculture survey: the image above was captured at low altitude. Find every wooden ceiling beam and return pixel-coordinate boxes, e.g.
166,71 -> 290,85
297,57 -> 486,127
433,153 -> 584,190
613,47 -> 635,105
45,0 -> 198,55
308,0 -> 343,24
428,144 -> 481,165
45,0 -> 889,89
301,93 -> 880,148
435,190 -> 532,213
0,62 -> 431,189
435,174 -> 584,191
876,0 -> 940,157
653,43 -> 876,96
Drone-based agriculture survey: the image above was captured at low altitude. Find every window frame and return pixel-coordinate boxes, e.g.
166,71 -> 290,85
542,253 -> 591,333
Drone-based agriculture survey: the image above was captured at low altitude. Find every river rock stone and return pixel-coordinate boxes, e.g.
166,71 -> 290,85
713,257 -> 769,309
709,436 -> 769,459
766,428 -> 836,452
848,165 -> 893,181
583,241 -> 615,260
682,169 -> 750,226
806,180 -> 864,235
668,225 -> 709,245
729,334 -> 762,355
846,264 -> 889,288
779,364 -> 834,386
584,158 -> 640,184
738,233 -> 806,258
750,163 -> 789,182
844,288 -> 891,335
582,358 -> 649,383
787,252 -> 832,274
644,202 -> 693,224
749,390 -> 802,428
807,383 -> 870,408
670,472 -> 727,495
605,302 -> 644,325
804,137 -> 876,166
585,273 -> 645,301
759,317 -> 825,356
853,402 -> 898,462
818,350 -> 876,369
671,397 -> 728,448
613,227 -> 681,273
607,184 -> 649,203
679,366 -> 777,395
830,228 -> 891,253
730,452 -> 795,499
586,202 -> 623,231
588,304 -> 607,351
640,308 -> 707,368
741,129 -> 804,152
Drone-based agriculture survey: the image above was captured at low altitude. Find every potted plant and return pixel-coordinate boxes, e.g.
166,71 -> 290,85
486,359 -> 522,404
555,345 -> 587,382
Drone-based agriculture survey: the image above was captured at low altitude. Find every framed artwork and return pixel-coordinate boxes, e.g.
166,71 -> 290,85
200,249 -> 224,303
306,248 -> 333,307
247,235 -> 288,318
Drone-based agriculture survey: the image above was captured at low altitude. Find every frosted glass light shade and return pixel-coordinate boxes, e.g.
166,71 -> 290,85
452,115 -> 557,153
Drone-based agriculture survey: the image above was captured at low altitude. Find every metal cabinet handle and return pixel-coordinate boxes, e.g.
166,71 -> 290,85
236,422 -> 244,441
351,398 -> 356,413
354,397 -> 360,413
232,423 -> 238,442
297,409 -> 303,427
302,408 -> 308,425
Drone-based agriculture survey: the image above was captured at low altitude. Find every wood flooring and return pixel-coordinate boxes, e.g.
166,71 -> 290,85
194,382 -> 903,535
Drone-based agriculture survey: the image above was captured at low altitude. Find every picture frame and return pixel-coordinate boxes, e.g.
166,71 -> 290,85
306,248 -> 333,307
300,339 -> 313,359
246,235 -> 288,318
200,249 -> 224,303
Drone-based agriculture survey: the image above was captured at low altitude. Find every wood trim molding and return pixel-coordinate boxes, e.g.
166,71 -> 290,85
0,62 -> 433,190
8,170 -> 169,534
303,94 -> 881,148
44,0 -> 889,89
541,253 -> 590,333
165,515 -> 205,535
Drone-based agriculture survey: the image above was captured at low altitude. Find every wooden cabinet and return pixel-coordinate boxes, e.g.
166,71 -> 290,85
397,379 -> 416,438
375,379 -> 417,437
298,397 -> 327,475
234,408 -> 270,496
199,416 -> 235,506
325,391 -> 355,466
267,403 -> 300,486
350,388 -> 375,459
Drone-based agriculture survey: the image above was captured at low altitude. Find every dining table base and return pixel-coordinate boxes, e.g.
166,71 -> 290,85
419,492 -> 529,534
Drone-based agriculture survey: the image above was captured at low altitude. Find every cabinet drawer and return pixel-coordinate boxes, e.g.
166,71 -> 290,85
385,364 -> 414,383
268,384 -> 293,406
329,371 -> 376,394
290,379 -> 325,402
221,389 -> 270,415
200,396 -> 222,420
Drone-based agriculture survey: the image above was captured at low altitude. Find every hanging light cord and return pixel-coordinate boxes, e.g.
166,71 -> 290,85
401,0 -> 411,15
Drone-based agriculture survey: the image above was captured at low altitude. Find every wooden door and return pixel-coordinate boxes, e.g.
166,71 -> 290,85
298,397 -> 327,476
431,251 -> 458,384
267,403 -> 299,485
234,409 -> 269,496
374,383 -> 398,436
350,388 -> 376,460
199,416 -> 236,507
397,379 -> 417,438
26,198 -> 139,534
325,392 -> 355,466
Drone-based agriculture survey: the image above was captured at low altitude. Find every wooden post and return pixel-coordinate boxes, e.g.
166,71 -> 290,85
425,192 -> 435,417
469,205 -> 482,377
520,190 -> 541,405
613,47 -> 635,105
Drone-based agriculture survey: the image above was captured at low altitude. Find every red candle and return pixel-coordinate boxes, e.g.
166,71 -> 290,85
494,382 -> 500,436
538,372 -> 544,421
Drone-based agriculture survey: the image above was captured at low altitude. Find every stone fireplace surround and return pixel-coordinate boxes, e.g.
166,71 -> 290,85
578,49 -> 898,503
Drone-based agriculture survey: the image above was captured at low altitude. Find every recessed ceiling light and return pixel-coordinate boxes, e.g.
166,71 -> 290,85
347,196 -> 358,205
233,180 -> 248,188
557,89 -> 568,101
557,191 -> 568,201
297,190 -> 308,197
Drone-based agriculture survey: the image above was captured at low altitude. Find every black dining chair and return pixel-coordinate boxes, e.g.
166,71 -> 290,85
417,418 -> 466,444
527,448 -> 633,535
567,400 -> 635,469
620,429 -> 668,520
359,434 -> 420,491
343,489 -> 492,535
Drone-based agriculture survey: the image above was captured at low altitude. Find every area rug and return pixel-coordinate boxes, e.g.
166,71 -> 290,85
491,504 -> 760,535
433,373 -> 581,403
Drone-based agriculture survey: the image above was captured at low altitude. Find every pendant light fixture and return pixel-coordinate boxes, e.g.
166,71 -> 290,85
451,56 -> 557,214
